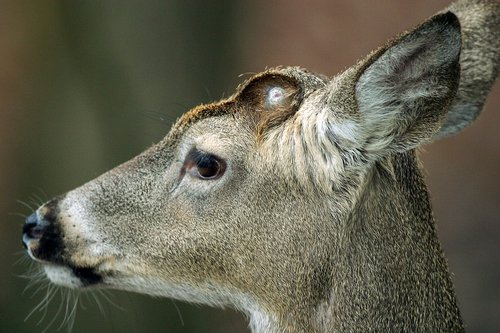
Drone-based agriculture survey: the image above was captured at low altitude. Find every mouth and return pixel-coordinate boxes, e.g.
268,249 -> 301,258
42,263 -> 103,288
22,203 -> 107,289
24,238 -> 105,288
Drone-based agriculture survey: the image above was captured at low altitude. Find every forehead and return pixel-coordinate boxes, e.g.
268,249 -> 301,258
166,66 -> 327,143
180,116 -> 253,159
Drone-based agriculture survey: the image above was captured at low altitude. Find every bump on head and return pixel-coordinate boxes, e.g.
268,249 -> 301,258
236,72 -> 303,137
167,70 -> 304,144
266,86 -> 287,107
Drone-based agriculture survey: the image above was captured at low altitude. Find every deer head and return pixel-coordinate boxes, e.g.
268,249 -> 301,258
22,1 -> 499,332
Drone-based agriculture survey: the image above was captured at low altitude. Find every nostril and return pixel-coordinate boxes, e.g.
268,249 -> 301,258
23,212 -> 44,241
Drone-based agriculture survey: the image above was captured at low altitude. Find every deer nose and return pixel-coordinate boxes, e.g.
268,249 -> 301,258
22,212 -> 44,248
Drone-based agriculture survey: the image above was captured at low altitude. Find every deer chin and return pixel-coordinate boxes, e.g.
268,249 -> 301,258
40,253 -> 119,288
43,264 -> 93,288
41,263 -> 102,288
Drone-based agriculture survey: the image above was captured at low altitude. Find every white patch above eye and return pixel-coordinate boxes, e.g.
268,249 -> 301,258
266,86 -> 286,107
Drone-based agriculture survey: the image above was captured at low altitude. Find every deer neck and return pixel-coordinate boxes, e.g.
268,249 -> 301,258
249,152 -> 464,333
324,151 -> 463,332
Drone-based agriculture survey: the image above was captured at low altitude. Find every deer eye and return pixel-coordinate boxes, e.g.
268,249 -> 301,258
183,148 -> 226,180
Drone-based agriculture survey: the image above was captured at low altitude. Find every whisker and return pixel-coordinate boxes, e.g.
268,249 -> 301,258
21,261 -> 84,332
238,71 -> 257,78
34,187 -> 49,201
13,252 -> 31,267
80,293 -> 90,311
23,269 -> 45,295
16,199 -> 36,212
28,197 -> 42,209
8,212 -> 28,219
66,291 -> 79,332
41,287 -> 64,333
142,110 -> 179,125
96,289 -> 126,311
58,290 -> 71,330
19,269 -> 44,293
205,87 -> 213,101
36,285 -> 57,326
25,283 -> 52,322
90,291 -> 106,315
30,191 -> 46,206
171,299 -> 185,326
29,280 -> 49,298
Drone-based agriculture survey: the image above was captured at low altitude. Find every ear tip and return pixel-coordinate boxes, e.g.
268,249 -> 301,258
424,11 -> 462,54
432,11 -> 461,32
439,11 -> 460,24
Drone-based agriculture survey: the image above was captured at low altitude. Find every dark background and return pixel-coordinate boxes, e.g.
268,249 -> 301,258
1,1 -> 498,332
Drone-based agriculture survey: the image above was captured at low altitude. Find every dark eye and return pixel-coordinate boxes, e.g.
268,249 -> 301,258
183,148 -> 226,180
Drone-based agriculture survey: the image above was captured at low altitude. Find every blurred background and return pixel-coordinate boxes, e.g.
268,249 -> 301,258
0,1 -> 498,332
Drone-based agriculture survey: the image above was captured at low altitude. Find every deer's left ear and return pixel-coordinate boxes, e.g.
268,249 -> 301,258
350,12 -> 461,155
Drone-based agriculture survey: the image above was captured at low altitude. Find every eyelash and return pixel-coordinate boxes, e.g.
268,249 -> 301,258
181,148 -> 226,180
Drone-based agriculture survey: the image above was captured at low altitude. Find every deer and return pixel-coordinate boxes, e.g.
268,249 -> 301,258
22,0 -> 499,332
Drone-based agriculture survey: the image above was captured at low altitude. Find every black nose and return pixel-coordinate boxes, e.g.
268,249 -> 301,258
22,212 -> 44,248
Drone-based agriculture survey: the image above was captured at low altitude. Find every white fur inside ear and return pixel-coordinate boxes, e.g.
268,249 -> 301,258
266,86 -> 286,107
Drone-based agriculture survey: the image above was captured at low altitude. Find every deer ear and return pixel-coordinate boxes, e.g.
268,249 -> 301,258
432,2 -> 500,140
352,12 -> 461,154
